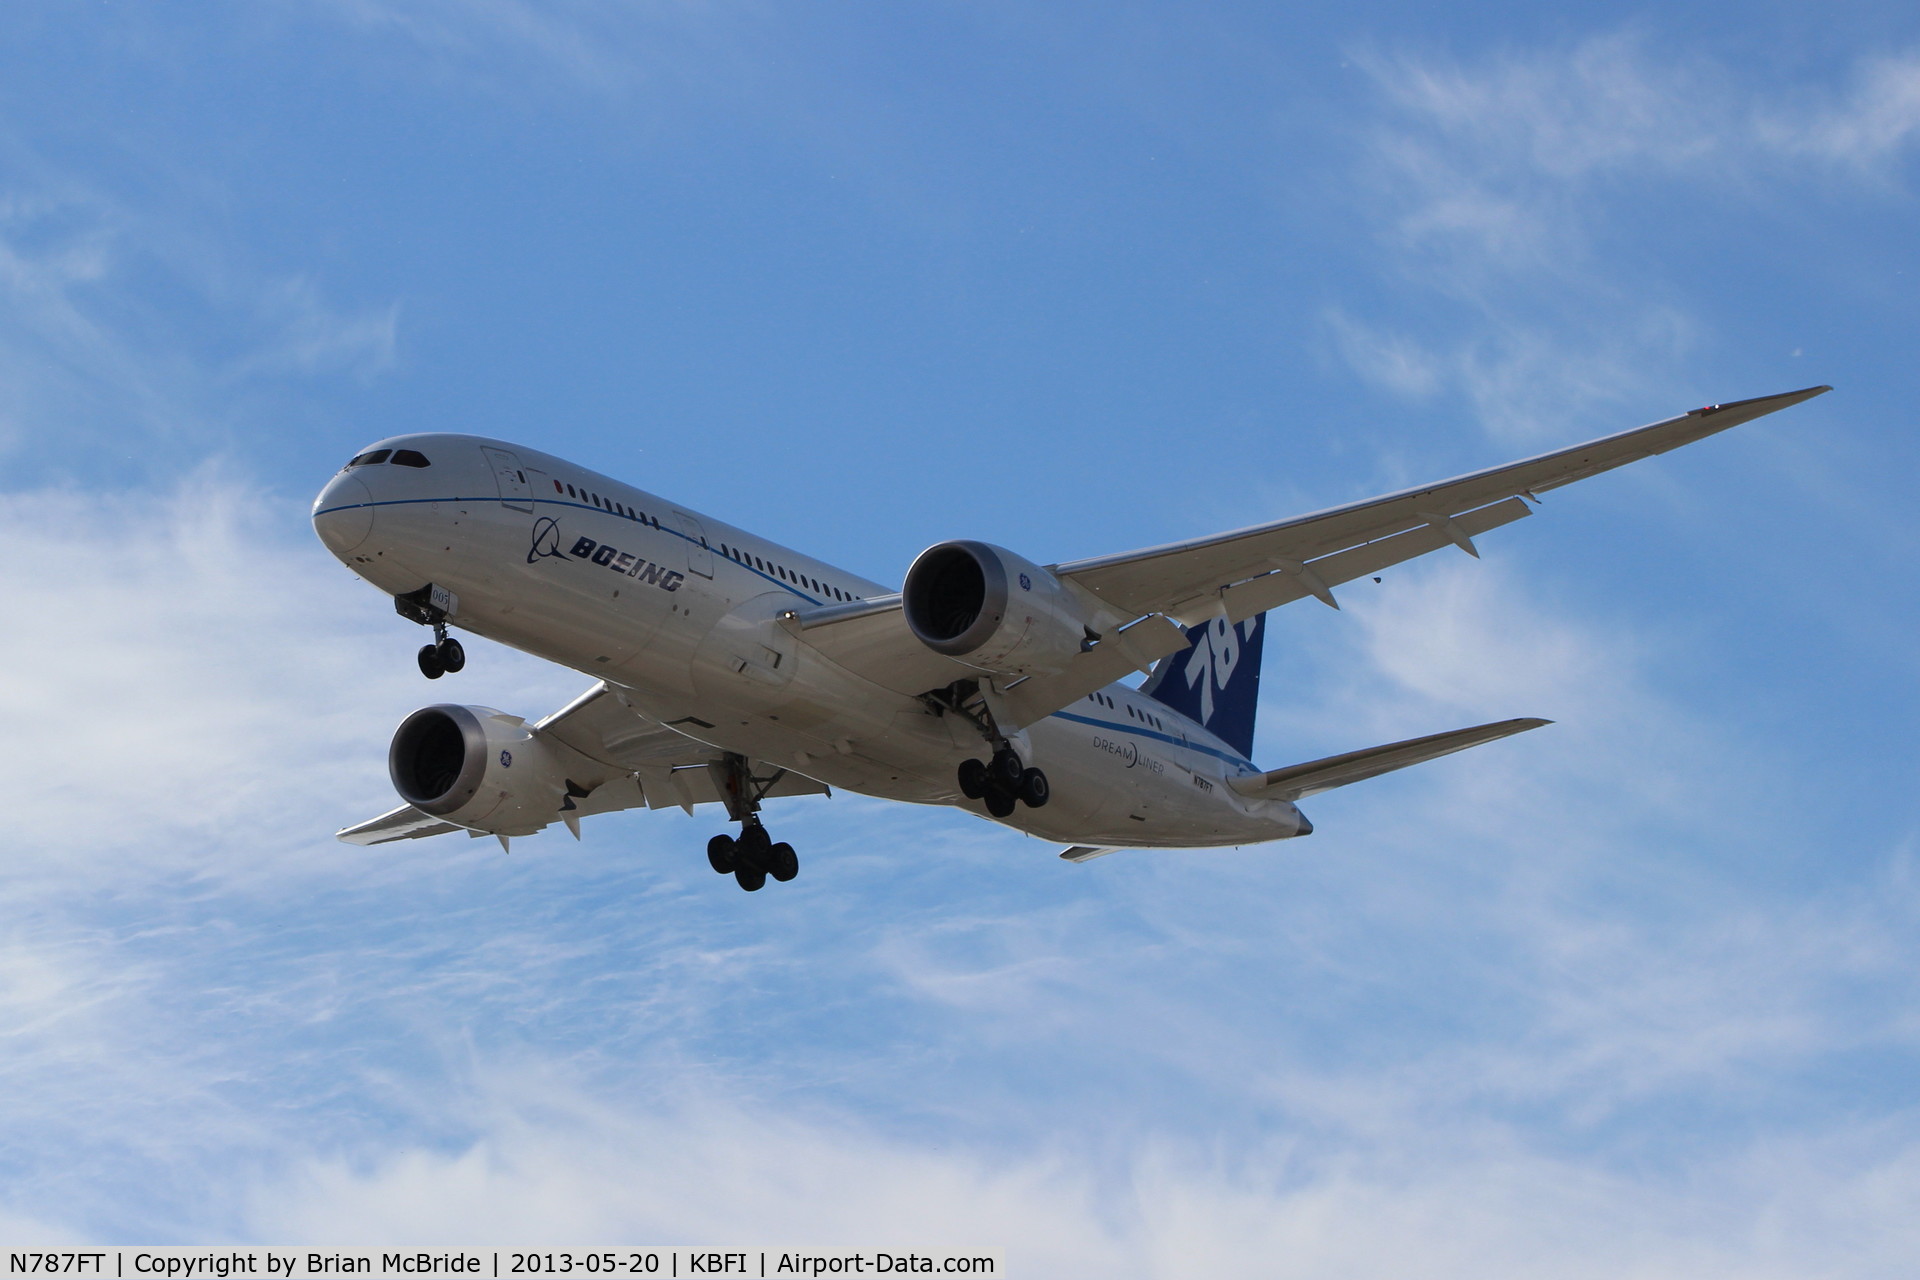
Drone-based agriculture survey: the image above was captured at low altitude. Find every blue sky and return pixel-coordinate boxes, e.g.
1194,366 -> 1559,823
3,2 -> 1918,1272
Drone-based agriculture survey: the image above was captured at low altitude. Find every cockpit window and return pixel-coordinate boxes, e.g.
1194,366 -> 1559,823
347,449 -> 392,467
390,449 -> 431,468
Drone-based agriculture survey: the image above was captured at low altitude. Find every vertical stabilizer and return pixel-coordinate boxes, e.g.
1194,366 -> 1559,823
1139,613 -> 1265,758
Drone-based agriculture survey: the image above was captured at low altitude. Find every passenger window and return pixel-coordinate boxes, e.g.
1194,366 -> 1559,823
390,449 -> 430,468
566,484 -> 577,497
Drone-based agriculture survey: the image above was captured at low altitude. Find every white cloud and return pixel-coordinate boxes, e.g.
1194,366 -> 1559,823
237,1063 -> 1920,1278
225,277 -> 401,382
1762,53 -> 1920,169
0,473 -> 579,893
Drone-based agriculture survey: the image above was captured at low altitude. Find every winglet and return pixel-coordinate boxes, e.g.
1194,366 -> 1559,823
1689,384 -> 1831,418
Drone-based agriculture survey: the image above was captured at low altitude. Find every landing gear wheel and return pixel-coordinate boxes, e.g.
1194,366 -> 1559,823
957,758 -> 989,800
990,750 -> 1024,784
768,842 -> 798,882
984,789 -> 1017,818
706,834 -> 737,874
736,825 -> 772,869
416,644 -> 445,679
735,865 -> 767,892
1018,767 -> 1050,808
436,636 -> 466,673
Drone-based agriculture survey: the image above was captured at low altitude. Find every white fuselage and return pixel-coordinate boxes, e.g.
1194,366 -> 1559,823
313,434 -> 1310,848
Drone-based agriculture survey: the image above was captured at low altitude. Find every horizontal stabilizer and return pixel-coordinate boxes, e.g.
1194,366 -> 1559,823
1232,717 -> 1551,802
1059,845 -> 1121,863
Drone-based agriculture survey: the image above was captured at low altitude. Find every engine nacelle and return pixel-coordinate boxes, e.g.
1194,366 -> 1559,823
902,540 -> 1101,676
388,704 -> 570,836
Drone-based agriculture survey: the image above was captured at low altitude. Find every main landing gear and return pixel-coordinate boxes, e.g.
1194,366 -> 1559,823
923,679 -> 1050,820
705,751 -> 800,892
706,825 -> 798,893
957,748 -> 1050,818
395,583 -> 466,680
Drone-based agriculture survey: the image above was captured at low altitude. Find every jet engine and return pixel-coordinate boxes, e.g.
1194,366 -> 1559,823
902,540 -> 1104,676
388,703 -> 571,836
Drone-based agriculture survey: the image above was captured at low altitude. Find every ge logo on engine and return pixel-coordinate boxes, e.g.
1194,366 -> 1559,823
500,750 -> 513,767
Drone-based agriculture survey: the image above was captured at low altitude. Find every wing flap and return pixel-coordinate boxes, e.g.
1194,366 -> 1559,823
1235,717 -> 1551,802
337,805 -> 465,846
537,682 -> 721,770
1181,495 -> 1534,625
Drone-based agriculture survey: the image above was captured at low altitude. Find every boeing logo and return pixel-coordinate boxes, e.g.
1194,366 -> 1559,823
526,517 -> 684,592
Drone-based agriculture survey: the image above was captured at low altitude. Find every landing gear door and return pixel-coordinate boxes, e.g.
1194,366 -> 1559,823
480,446 -> 534,513
675,511 -> 714,578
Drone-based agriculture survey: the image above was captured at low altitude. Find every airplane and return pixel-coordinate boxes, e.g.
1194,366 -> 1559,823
313,385 -> 1828,890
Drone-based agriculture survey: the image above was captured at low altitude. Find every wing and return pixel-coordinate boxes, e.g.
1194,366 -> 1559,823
1059,386 -> 1829,623
336,682 -> 830,845
790,386 -> 1828,725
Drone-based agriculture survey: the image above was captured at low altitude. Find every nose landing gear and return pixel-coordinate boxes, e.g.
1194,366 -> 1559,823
396,583 -> 466,680
416,636 -> 465,680
706,752 -> 801,892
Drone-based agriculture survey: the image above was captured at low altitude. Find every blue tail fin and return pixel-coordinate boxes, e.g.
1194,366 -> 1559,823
1139,613 -> 1265,759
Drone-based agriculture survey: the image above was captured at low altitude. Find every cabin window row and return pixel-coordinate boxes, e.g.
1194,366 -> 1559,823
715,543 -> 862,603
552,479 -> 658,528
1087,690 -> 1166,732
542,478 -> 864,604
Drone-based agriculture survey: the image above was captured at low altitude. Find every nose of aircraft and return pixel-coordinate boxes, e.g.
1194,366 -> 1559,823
312,472 -> 376,556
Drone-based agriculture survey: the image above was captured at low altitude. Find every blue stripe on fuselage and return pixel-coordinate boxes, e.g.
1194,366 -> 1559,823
1049,708 -> 1254,770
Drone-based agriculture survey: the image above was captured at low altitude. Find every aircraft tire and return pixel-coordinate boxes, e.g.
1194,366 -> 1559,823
990,750 -> 1024,784
416,644 -> 445,679
706,834 -> 737,874
437,637 -> 466,672
957,758 -> 988,799
1018,768 -> 1050,808
984,789 -> 1017,819
768,842 -> 798,882
737,825 -> 772,867
735,865 -> 767,892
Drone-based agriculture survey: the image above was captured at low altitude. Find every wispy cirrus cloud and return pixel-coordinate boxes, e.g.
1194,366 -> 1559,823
0,159 -> 402,466
1325,35 -> 1918,441
242,1063 -> 1920,1276
308,0 -> 769,102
